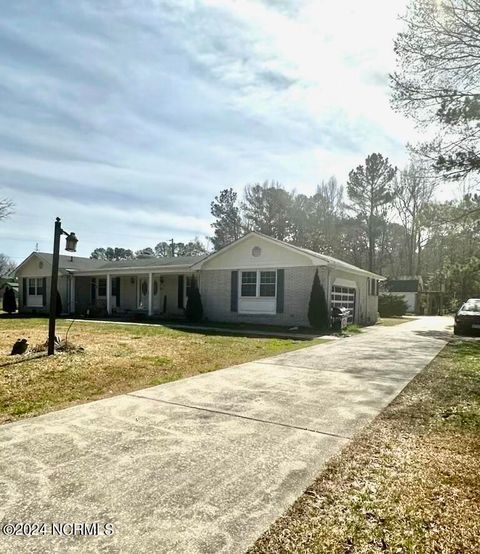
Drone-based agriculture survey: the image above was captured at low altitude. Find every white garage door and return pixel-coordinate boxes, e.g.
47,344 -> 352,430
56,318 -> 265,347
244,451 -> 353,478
331,285 -> 356,323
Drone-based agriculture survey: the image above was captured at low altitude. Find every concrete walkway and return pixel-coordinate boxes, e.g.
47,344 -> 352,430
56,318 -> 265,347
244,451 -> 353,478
0,316 -> 451,554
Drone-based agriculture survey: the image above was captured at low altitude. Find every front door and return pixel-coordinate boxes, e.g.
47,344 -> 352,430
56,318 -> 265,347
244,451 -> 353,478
138,277 -> 149,309
153,277 -> 161,312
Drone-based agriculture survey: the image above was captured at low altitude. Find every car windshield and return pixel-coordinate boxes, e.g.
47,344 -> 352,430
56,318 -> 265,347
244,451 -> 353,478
461,301 -> 480,312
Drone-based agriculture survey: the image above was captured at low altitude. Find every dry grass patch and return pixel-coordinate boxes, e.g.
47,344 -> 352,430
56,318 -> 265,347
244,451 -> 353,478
0,318 -> 325,424
249,340 -> 480,554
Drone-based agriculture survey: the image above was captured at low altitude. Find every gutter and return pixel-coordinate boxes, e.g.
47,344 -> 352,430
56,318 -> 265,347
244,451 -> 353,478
71,264 -> 197,277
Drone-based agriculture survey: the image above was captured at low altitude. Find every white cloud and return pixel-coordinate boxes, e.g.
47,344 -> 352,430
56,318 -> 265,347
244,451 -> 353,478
0,0 -> 424,261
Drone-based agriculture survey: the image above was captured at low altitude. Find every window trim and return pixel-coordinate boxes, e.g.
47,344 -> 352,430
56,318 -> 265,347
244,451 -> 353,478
28,277 -> 44,296
239,269 -> 277,299
26,277 -> 44,307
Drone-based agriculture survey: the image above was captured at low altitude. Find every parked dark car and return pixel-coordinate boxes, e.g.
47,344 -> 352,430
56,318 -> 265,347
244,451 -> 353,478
454,298 -> 480,335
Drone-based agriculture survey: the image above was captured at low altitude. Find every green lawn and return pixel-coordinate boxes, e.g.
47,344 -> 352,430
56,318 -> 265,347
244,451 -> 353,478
249,340 -> 480,553
0,317 -> 326,424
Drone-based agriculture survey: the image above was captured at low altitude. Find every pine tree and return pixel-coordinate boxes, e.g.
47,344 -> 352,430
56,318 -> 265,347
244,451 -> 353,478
185,276 -> 203,322
2,286 -> 17,314
210,188 -> 243,250
347,153 -> 396,272
307,269 -> 329,330
242,181 -> 293,240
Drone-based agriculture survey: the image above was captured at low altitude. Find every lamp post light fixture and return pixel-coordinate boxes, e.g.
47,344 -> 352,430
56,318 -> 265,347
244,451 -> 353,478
48,217 -> 78,356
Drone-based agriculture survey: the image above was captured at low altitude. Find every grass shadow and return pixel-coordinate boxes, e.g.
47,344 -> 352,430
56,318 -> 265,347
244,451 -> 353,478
413,329 -> 453,341
0,352 -> 48,368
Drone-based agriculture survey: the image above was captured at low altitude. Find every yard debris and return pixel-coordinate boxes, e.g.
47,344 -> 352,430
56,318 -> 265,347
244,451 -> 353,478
10,338 -> 28,355
31,337 -> 84,354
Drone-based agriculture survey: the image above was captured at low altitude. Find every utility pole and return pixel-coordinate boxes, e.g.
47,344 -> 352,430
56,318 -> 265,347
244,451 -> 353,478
170,238 -> 175,257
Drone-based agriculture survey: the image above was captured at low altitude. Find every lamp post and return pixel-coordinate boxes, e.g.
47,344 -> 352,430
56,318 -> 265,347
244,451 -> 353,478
48,217 -> 78,355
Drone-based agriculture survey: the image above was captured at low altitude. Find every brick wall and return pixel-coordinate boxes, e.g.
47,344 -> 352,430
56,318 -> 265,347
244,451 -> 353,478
200,266 -> 328,327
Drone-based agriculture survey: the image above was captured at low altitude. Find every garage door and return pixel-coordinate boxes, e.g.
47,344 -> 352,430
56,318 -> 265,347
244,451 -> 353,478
331,285 -> 356,323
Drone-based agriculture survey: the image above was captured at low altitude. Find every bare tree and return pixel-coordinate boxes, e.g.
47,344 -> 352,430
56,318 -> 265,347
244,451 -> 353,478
394,162 -> 436,275
307,177 -> 345,255
391,0 -> 480,180
0,198 -> 14,221
0,254 -> 16,276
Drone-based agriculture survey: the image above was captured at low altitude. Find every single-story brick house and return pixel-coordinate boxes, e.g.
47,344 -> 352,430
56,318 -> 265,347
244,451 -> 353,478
14,232 -> 384,326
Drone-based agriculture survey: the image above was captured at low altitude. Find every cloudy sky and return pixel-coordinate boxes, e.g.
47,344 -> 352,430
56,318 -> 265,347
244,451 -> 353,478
1,0 -> 419,261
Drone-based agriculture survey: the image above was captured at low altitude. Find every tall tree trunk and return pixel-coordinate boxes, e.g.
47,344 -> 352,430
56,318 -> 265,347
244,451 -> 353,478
408,228 -> 415,276
368,223 -> 374,271
368,212 -> 374,272
416,234 -> 422,275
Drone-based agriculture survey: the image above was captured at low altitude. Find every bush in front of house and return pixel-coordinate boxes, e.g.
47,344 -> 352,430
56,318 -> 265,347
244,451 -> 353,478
308,269 -> 329,330
185,276 -> 203,322
378,294 -> 408,317
2,286 -> 17,314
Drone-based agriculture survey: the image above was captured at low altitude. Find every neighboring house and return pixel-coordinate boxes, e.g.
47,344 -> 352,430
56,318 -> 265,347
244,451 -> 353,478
385,276 -> 424,313
384,276 -> 445,315
14,232 -> 384,326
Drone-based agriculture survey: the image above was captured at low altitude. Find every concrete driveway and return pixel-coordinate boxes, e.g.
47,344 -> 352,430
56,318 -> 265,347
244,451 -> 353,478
0,316 -> 451,554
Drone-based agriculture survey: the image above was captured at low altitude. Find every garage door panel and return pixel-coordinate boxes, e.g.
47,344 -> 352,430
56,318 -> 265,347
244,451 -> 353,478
331,285 -> 356,323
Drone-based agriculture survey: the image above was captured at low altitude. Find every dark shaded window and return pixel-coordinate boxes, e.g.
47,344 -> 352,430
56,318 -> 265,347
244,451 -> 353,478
241,271 -> 257,297
28,278 -> 43,296
186,276 -> 194,298
98,278 -> 107,297
259,271 -> 276,297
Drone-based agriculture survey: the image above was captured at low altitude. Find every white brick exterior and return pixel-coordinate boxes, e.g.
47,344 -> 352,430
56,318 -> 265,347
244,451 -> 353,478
200,266 -> 327,327
15,233 -> 381,325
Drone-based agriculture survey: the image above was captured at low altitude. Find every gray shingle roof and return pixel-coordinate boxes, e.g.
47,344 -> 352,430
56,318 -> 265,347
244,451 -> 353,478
36,253 -> 106,272
387,279 -> 421,293
34,252 -> 207,272
98,254 -> 207,270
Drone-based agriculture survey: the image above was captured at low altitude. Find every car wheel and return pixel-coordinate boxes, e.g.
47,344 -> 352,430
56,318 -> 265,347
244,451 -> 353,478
454,326 -> 460,335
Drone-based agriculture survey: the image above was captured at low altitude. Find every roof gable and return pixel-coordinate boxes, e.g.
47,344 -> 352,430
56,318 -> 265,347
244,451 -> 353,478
15,252 -> 108,276
193,232 -> 385,278
194,233 -> 324,270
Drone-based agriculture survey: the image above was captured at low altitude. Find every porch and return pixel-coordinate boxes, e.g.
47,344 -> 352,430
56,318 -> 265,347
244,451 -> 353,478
72,272 -> 195,318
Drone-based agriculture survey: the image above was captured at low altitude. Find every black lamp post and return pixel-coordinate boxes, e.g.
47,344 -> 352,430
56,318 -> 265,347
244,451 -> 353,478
48,217 -> 78,355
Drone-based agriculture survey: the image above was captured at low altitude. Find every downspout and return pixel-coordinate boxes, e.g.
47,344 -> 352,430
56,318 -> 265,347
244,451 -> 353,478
325,261 -> 333,314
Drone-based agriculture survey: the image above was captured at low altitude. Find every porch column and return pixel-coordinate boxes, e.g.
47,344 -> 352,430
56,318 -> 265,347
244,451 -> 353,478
148,272 -> 153,316
106,274 -> 112,315
70,276 -> 76,314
